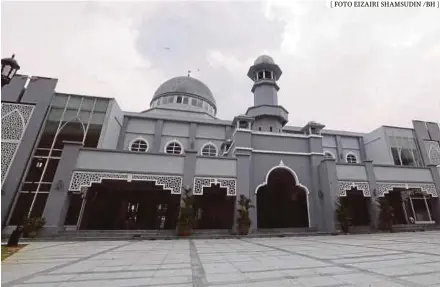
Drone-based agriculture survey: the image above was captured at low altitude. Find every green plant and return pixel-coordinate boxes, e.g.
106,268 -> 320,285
236,195 -> 254,235
22,217 -> 46,238
377,198 -> 394,232
177,187 -> 195,236
335,198 -> 351,233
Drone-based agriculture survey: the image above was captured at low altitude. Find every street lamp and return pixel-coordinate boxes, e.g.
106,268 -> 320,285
1,54 -> 20,87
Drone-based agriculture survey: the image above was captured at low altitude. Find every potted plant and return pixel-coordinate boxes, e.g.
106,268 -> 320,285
335,198 -> 352,233
177,186 -> 195,236
236,195 -> 254,235
22,217 -> 46,238
377,198 -> 394,232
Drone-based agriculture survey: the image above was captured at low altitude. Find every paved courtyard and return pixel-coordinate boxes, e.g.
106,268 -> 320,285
2,231 -> 440,287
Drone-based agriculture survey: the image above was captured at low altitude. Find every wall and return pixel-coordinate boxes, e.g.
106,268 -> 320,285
75,149 -> 184,174
336,164 -> 368,181
195,157 -> 237,177
98,99 -> 123,149
364,127 -> 393,164
251,134 -> 309,153
373,166 -> 433,182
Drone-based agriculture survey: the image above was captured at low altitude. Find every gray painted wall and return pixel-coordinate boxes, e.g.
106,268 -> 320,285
0,75 -> 28,102
194,157 -> 237,177
373,166 -> 433,182
336,164 -> 368,181
98,99 -> 123,149
363,127 -> 394,164
75,149 -> 185,174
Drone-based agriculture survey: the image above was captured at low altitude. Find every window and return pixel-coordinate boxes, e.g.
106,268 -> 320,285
183,97 -> 189,104
238,121 -> 248,129
130,139 -> 148,152
269,126 -> 273,132
197,100 -> 203,108
201,143 -> 217,157
191,98 -> 198,106
264,71 -> 272,79
167,96 -> 174,104
257,71 -> 264,80
176,96 -> 182,103
324,151 -> 335,159
258,127 -> 261,131
346,153 -> 357,164
389,136 -> 422,167
165,141 -> 183,154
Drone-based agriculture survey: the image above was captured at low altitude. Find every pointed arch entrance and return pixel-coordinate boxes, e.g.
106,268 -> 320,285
256,161 -> 310,228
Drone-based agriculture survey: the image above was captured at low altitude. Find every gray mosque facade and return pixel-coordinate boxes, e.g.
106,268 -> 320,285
1,55 -> 440,235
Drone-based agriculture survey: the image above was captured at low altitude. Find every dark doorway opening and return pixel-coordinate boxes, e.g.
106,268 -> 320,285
384,190 -> 407,224
194,185 -> 235,229
339,189 -> 370,226
79,180 -> 180,230
257,168 -> 309,228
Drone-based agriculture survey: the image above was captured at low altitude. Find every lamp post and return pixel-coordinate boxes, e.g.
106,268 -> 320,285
1,54 -> 20,87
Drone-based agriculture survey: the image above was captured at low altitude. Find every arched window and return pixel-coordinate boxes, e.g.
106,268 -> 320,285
346,153 -> 357,164
130,139 -> 149,152
201,143 -> 217,157
165,140 -> 183,154
324,151 -> 335,159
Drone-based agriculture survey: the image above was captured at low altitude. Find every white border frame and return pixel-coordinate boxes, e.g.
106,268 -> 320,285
200,142 -> 218,157
128,137 -> 149,152
254,160 -> 311,228
345,152 -> 358,164
323,150 -> 335,159
164,139 -> 184,155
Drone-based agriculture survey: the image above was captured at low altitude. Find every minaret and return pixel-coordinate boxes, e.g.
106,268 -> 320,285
246,55 -> 288,133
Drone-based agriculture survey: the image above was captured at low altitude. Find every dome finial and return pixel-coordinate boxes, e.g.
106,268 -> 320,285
187,70 -> 191,77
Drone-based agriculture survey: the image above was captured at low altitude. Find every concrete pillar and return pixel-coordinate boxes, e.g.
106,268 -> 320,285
318,158 -> 338,233
152,120 -> 164,153
364,160 -> 378,229
234,152 -> 252,233
428,164 -> 440,224
42,141 -> 82,235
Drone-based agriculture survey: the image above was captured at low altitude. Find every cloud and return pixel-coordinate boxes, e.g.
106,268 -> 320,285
2,1 -> 439,132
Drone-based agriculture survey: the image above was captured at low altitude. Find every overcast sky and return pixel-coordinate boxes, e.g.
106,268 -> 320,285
2,1 -> 439,132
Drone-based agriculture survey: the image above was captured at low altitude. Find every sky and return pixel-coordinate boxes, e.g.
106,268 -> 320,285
2,1 -> 439,132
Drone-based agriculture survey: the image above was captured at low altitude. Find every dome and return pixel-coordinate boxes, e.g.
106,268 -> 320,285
152,76 -> 216,106
254,55 -> 275,65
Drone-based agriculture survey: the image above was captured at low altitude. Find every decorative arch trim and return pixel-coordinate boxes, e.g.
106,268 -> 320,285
200,142 -> 218,156
164,139 -> 184,154
69,171 -> 182,194
376,182 -> 438,198
128,137 -> 149,152
323,150 -> 335,159
254,160 -> 310,194
193,177 -> 236,196
338,181 -> 371,197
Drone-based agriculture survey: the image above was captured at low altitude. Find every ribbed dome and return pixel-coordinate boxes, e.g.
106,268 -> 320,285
254,55 -> 275,65
152,76 -> 216,106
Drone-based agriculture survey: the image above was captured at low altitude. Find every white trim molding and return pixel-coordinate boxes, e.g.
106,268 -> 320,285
254,160 -> 311,228
255,160 -> 310,195
376,182 -> 438,198
200,142 -> 218,157
128,137 -> 149,152
69,171 -> 183,194
193,177 -> 236,196
324,150 -> 336,159
233,147 -> 324,156
164,139 -> 184,155
252,130 -> 323,139
338,181 -> 371,197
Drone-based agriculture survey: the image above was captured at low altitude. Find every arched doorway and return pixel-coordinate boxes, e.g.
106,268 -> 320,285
257,167 -> 309,228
